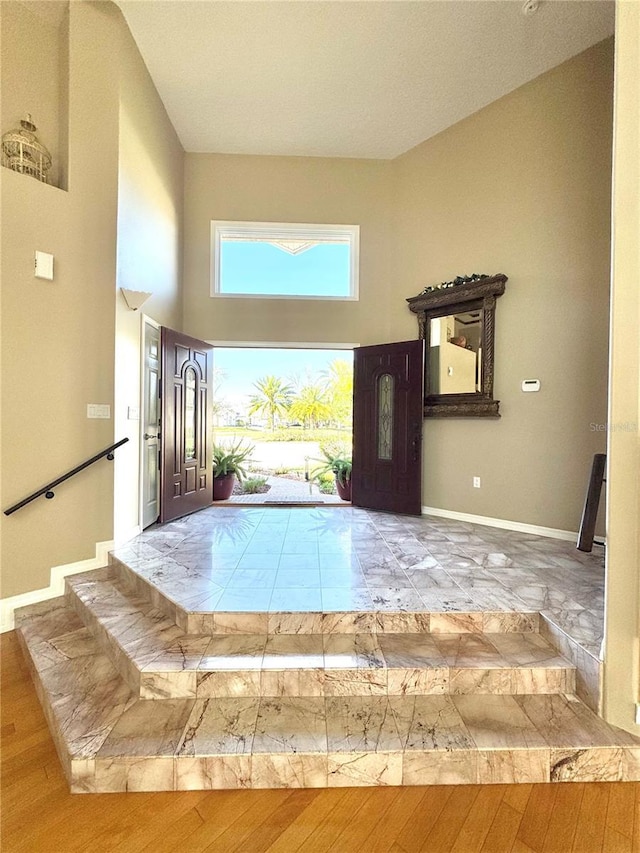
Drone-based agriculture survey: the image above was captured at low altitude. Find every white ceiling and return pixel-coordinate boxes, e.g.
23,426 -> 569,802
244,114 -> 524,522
116,0 -> 614,160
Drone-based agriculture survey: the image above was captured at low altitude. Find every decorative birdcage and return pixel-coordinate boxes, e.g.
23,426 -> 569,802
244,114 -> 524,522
2,114 -> 52,183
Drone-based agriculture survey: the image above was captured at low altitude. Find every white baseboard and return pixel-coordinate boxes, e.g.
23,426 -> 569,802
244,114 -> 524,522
0,540 -> 115,634
421,506 -> 580,542
115,524 -> 141,546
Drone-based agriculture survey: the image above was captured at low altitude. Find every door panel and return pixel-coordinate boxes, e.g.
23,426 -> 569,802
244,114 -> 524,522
160,327 -> 214,523
352,339 -> 424,515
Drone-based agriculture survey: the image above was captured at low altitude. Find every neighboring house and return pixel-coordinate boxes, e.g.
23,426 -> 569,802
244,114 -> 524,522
0,0 -> 637,738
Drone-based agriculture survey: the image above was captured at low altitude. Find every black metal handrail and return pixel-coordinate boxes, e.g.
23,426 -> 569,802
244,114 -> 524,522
3,437 -> 130,516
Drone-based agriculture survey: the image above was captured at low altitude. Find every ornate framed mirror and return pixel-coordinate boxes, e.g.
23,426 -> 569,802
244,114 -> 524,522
406,273 -> 507,417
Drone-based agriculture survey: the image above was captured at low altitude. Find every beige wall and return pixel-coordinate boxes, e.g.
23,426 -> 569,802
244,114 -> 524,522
183,154 -> 395,346
183,41 -> 614,535
1,1 -> 121,598
394,39 -> 614,532
113,18 -> 184,542
603,0 -> 640,735
1,0 -> 183,599
0,1 -> 68,189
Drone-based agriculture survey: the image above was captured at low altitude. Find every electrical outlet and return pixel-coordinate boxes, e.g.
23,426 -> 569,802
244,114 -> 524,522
473,477 -> 481,488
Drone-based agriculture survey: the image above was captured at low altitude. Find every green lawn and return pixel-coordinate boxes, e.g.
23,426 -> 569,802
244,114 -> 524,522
213,426 -> 351,444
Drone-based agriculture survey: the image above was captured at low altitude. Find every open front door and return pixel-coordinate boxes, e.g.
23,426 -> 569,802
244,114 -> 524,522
160,327 -> 214,523
141,320 -> 161,528
352,339 -> 424,515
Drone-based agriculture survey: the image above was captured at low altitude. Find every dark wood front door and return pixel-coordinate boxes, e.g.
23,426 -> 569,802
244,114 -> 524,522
160,327 -> 213,523
352,339 -> 424,515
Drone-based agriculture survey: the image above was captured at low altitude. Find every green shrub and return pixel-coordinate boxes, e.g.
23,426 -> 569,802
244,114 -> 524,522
311,443 -> 352,487
212,440 -> 253,481
316,471 -> 336,494
242,476 -> 268,494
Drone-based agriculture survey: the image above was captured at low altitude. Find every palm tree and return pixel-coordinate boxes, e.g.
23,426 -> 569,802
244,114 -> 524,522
247,375 -> 293,430
321,358 -> 353,428
288,383 -> 332,429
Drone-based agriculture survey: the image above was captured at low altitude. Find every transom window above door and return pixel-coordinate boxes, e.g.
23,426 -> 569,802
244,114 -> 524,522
211,221 -> 359,300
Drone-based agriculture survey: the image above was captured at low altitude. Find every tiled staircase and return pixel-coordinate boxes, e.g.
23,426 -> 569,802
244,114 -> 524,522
15,562 -> 640,793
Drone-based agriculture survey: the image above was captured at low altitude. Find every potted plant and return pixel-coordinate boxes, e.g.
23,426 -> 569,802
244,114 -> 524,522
311,445 -> 352,502
212,440 -> 253,501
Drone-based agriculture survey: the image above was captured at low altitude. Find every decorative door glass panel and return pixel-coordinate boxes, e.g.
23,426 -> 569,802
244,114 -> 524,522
378,373 -> 394,460
184,367 -> 197,459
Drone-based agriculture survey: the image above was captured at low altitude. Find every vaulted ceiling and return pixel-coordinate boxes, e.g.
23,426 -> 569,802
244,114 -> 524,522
116,0 -> 614,160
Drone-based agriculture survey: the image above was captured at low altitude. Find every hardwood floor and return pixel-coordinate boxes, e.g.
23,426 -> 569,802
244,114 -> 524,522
2,631 -> 638,853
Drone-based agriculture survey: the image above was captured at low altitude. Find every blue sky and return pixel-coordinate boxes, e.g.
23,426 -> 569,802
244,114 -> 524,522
220,241 -> 350,297
214,347 -> 354,409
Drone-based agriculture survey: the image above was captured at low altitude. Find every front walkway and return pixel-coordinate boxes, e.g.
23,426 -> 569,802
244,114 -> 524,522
222,475 -> 345,505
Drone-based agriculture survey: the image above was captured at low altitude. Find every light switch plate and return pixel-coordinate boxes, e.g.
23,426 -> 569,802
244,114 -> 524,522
34,251 -> 54,280
128,406 -> 140,420
87,404 -> 111,419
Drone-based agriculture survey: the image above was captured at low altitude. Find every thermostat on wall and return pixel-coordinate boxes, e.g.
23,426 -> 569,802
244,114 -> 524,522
522,379 -> 540,393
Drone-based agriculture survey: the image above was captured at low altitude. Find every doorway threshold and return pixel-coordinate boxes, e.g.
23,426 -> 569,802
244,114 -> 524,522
264,500 -> 350,507
214,497 -> 348,507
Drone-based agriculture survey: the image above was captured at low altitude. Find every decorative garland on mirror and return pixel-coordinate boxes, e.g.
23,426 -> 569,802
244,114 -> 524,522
420,273 -> 489,294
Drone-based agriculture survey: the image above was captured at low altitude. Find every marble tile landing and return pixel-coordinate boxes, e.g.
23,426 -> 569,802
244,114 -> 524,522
109,506 -> 604,647
13,508 -> 615,793
14,598 -> 640,793
109,506 -> 604,710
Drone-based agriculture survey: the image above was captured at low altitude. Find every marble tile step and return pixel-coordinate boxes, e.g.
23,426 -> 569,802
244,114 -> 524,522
13,598 -> 640,793
111,555 -> 541,635
64,573 -> 575,700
